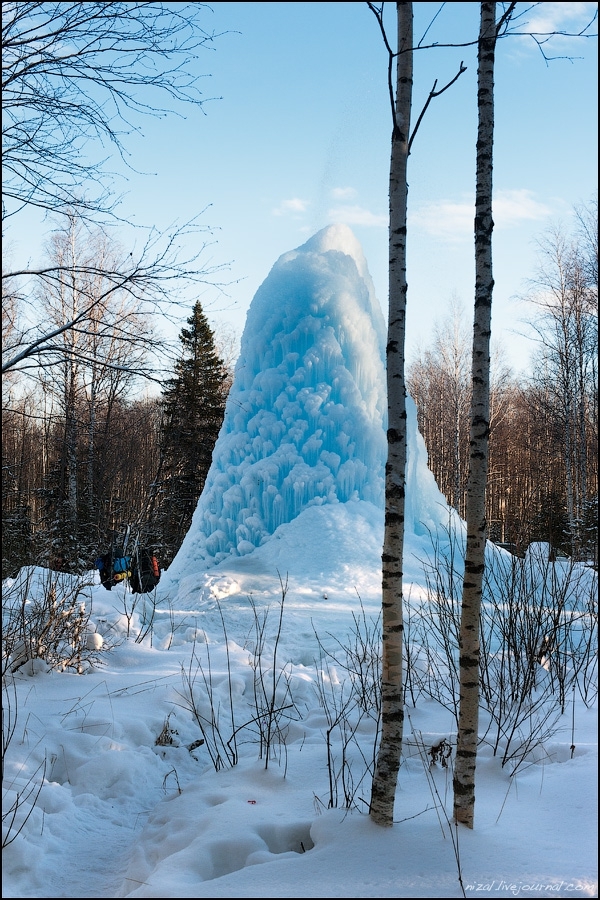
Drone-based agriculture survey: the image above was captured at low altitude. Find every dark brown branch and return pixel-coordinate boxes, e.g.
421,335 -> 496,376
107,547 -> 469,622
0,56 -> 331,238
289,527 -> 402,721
367,3 -> 397,131
408,61 -> 467,155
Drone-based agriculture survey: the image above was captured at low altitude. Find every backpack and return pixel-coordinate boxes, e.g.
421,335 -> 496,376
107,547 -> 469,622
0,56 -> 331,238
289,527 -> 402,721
129,548 -> 161,594
95,553 -> 131,590
95,552 -> 114,590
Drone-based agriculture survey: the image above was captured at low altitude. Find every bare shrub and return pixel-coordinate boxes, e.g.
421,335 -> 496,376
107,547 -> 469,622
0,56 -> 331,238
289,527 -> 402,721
409,527 -> 597,773
312,596 -> 382,811
173,575 -> 302,774
1,565 -> 114,848
1,645 -> 46,849
2,567 -> 105,675
246,574 -> 301,770
479,546 -> 597,769
175,628 -> 237,772
410,527 -> 463,720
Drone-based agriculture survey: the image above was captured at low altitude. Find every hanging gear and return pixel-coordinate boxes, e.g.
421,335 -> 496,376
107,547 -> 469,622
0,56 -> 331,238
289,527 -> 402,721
95,525 -> 160,594
129,546 -> 161,594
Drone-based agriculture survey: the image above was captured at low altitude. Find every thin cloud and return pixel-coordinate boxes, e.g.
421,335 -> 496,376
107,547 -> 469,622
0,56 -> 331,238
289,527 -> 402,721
411,189 -> 551,242
494,189 -> 552,225
519,1 -> 596,36
272,198 -> 309,217
329,187 -> 358,201
506,2 -> 597,58
327,204 -> 387,227
410,199 -> 473,242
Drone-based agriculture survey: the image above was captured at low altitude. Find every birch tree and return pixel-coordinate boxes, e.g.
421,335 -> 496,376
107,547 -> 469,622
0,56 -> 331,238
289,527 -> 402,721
2,2 -> 217,223
453,1 -> 517,829
368,1 -> 466,827
368,1 -> 414,827
2,2 -> 226,377
524,210 -> 598,557
408,301 -> 471,517
32,217 -> 151,563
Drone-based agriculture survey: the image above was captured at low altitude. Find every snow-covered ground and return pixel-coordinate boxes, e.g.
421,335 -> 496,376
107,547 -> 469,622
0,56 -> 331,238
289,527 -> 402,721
2,522 -> 597,899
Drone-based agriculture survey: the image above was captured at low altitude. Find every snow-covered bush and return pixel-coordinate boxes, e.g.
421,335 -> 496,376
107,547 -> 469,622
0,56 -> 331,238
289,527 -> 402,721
2,566 -> 104,676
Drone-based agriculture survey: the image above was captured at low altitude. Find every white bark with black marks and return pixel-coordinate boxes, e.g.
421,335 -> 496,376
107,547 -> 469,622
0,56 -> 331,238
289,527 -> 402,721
370,0 -> 412,829
453,0 -> 496,830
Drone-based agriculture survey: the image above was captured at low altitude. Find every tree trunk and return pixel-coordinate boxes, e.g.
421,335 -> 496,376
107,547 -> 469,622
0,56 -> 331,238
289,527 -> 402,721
453,0 -> 496,830
370,0 -> 412,828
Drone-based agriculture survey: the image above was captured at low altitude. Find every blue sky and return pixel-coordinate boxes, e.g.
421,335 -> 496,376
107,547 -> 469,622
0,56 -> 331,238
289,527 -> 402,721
6,2 -> 598,374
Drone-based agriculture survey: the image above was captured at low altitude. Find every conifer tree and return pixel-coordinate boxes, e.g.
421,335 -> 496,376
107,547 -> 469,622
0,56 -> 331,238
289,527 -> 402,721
156,302 -> 228,563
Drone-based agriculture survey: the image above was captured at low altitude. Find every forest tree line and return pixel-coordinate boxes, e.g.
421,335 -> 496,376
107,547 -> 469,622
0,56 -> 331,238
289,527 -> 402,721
2,216 -> 231,577
2,200 -> 596,578
2,3 -> 596,579
409,198 -> 598,562
3,204 -> 598,576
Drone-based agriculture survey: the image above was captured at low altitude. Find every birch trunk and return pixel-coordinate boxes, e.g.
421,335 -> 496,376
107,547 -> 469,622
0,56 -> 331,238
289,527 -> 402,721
370,0 -> 412,828
453,0 -> 496,829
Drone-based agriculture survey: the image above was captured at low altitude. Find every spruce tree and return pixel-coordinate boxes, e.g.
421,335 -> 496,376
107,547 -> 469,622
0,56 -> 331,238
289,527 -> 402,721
156,302 -> 229,563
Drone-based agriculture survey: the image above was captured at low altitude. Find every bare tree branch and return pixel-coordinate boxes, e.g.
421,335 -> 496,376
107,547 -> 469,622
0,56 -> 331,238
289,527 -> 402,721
408,61 -> 467,154
2,216 -> 229,374
2,2 -> 224,223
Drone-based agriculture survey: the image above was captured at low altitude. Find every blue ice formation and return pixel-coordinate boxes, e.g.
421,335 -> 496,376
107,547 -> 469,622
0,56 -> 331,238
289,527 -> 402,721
167,224 -> 449,574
